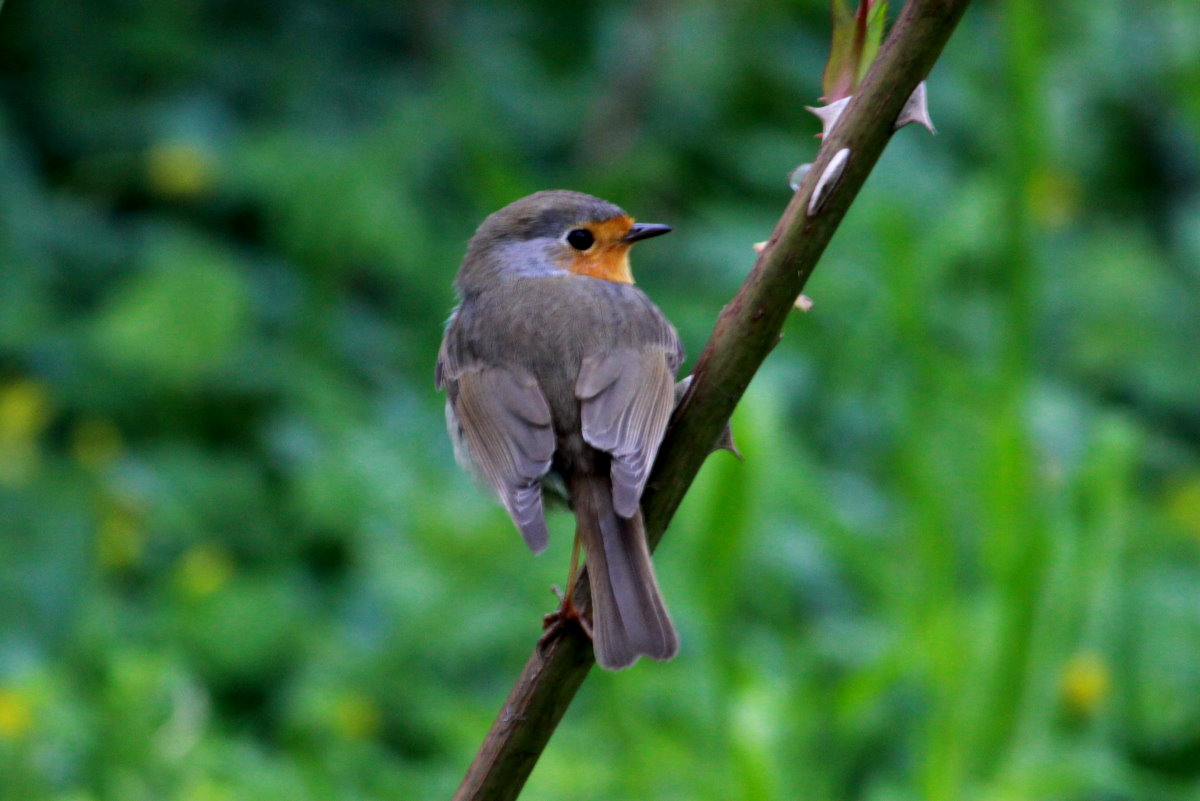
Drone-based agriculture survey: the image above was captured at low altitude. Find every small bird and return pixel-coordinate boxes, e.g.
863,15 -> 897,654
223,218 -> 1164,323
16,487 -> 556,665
436,190 -> 681,670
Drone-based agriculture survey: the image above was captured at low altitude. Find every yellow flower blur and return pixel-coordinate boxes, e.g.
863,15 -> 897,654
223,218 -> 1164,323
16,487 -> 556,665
145,141 -> 215,200
1060,652 -> 1111,717
0,687 -> 33,740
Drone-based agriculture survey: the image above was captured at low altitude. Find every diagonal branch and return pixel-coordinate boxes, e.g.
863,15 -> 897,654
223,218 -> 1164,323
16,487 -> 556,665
452,2 -> 971,799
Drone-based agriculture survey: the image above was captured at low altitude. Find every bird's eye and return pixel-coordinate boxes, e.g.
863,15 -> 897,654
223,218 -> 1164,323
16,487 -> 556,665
566,229 -> 595,250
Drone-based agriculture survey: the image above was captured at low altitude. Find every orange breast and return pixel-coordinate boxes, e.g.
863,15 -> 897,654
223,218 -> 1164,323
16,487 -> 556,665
568,247 -> 634,284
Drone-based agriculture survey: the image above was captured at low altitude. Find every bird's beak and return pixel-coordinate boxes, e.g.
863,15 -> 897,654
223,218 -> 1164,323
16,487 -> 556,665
621,223 -> 672,243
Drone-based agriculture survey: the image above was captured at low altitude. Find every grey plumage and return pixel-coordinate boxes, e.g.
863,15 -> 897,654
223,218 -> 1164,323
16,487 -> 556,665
436,191 -> 682,670
577,349 -> 675,518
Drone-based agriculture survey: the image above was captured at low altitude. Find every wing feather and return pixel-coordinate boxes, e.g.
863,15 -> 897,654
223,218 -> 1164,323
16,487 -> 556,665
576,348 -> 675,518
445,364 -> 555,552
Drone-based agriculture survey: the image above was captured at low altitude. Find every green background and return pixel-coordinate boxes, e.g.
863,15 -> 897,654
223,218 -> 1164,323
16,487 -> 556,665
2,1 -> 1199,799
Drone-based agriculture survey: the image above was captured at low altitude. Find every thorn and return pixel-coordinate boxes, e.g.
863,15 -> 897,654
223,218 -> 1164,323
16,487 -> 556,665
673,375 -> 740,459
794,294 -> 814,312
753,240 -> 768,253
713,425 -> 742,461
673,375 -> 694,404
895,81 -> 935,134
807,148 -> 850,217
805,96 -> 852,139
788,163 -> 811,191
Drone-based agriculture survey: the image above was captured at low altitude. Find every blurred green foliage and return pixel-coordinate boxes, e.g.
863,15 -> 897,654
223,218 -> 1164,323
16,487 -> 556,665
2,0 -> 1200,799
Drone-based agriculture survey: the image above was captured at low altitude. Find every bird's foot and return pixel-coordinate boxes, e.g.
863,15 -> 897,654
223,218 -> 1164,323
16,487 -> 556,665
539,585 -> 593,653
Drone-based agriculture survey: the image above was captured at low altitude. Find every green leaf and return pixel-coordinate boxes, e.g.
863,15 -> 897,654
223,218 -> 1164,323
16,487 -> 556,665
821,0 -> 889,101
822,0 -> 858,101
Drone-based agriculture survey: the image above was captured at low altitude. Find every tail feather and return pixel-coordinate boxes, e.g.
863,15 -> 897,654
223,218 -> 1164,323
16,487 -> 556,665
572,474 -> 678,670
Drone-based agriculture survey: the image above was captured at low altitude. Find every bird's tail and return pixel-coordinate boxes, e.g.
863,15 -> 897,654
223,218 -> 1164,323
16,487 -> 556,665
570,473 -> 678,670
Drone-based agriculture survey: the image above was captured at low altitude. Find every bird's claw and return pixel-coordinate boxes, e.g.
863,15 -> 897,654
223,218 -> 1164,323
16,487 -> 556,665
538,586 -> 594,654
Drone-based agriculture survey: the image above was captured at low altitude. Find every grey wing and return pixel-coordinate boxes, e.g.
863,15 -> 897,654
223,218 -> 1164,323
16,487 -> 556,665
576,347 -> 676,519
442,361 -> 556,553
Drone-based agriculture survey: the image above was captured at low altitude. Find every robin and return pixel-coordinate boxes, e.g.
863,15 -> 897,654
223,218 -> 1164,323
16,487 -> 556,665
436,190 -> 682,670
